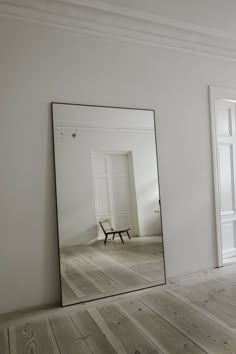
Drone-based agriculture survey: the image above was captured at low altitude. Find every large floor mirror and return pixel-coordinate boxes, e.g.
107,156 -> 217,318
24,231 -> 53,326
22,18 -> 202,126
52,103 -> 166,306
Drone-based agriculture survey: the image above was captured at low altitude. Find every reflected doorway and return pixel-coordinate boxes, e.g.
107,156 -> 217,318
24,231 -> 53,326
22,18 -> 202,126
93,152 -> 137,239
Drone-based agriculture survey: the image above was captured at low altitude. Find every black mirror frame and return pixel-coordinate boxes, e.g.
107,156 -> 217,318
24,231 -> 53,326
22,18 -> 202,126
51,102 -> 166,308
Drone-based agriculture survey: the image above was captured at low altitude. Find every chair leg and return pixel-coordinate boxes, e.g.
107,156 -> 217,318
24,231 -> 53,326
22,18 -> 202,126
127,231 -> 131,239
104,235 -> 108,245
112,233 -> 115,240
119,232 -> 124,244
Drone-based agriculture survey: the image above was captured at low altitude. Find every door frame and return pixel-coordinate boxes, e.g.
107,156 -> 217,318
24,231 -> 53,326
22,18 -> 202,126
209,85 -> 236,267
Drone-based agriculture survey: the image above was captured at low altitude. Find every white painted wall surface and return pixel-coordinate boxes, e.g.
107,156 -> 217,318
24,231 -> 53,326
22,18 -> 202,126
53,106 -> 160,247
1,14 -> 236,314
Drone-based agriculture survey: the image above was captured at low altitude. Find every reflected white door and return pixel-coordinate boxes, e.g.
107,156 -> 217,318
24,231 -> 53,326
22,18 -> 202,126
93,153 -> 134,236
93,154 -> 112,222
111,154 -> 133,231
216,100 -> 236,261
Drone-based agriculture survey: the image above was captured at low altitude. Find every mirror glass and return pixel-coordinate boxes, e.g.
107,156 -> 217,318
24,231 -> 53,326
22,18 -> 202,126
52,103 -> 166,306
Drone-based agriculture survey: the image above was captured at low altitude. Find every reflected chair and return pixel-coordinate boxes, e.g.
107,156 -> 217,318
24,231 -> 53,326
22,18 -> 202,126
99,219 -> 131,245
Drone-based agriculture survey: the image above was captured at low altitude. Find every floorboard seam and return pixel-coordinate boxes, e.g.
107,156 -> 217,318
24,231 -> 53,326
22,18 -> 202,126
167,288 -> 236,334
7,327 -> 11,354
137,292 -> 209,354
48,318 -> 63,354
63,255 -> 106,292
115,302 -> 168,354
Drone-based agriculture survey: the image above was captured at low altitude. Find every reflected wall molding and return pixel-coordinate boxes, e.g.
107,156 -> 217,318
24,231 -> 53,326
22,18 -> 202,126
56,121 -> 154,130
55,124 -> 154,138
2,0 -> 236,60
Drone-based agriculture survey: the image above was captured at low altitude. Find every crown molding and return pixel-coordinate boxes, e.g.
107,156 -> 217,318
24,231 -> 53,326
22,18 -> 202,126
1,0 -> 236,60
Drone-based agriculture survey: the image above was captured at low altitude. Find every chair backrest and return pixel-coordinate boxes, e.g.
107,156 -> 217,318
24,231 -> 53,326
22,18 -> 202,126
99,219 -> 113,235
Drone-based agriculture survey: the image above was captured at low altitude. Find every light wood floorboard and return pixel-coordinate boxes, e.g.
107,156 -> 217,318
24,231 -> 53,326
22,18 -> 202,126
70,310 -> 117,353
2,264 -> 236,353
60,237 -> 165,304
49,315 -> 92,353
117,298 -> 205,353
171,272 -> 236,330
139,291 -> 236,353
9,319 -> 60,354
87,305 -> 161,353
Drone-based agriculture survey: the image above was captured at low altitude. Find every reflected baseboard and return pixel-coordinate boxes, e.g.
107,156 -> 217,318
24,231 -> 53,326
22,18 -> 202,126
61,234 -> 163,248
130,235 -> 163,242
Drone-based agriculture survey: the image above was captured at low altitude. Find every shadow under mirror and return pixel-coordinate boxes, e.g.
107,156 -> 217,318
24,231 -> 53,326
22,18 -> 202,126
52,103 -> 166,306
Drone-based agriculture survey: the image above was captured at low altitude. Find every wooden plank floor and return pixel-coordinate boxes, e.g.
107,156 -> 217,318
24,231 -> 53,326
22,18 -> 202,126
2,264 -> 236,353
60,236 -> 165,305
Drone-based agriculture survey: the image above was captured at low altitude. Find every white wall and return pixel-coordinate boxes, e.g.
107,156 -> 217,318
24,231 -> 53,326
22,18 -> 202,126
1,14 -> 236,314
53,106 -> 160,247
102,0 -> 236,34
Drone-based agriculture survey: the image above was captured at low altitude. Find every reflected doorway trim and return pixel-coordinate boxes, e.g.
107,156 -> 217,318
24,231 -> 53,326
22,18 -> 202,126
91,151 -> 139,239
51,101 -> 167,308
209,86 -> 236,267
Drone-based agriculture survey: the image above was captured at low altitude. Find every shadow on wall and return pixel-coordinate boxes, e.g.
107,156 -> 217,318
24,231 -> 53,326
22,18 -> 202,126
60,225 -> 97,248
137,178 -> 161,236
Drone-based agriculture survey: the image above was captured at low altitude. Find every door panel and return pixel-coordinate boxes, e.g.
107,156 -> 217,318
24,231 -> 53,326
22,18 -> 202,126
216,100 -> 236,261
217,103 -> 233,136
111,153 -> 129,175
111,154 -> 134,234
113,176 -> 132,230
93,155 -> 112,222
222,221 -> 235,251
94,156 -> 108,175
96,178 -> 110,217
218,144 -> 235,213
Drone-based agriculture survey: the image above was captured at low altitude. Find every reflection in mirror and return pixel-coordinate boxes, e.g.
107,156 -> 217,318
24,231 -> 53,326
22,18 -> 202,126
52,103 -> 166,306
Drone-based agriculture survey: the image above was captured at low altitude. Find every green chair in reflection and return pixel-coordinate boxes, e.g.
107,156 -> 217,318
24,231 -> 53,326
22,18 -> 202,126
99,219 -> 131,245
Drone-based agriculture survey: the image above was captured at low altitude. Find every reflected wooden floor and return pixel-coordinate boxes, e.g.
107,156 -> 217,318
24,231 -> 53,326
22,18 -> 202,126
2,264 -> 236,353
60,236 -> 165,305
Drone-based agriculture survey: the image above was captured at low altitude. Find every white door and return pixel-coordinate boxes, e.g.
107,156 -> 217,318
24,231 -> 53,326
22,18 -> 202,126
93,153 -> 135,236
216,99 -> 236,262
93,154 -> 112,224
111,154 -> 133,231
